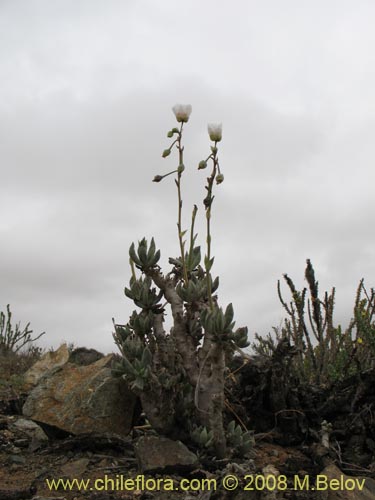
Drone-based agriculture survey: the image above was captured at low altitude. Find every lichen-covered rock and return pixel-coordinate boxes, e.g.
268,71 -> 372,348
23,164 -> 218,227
23,343 -> 70,387
135,435 -> 198,473
23,355 -> 136,436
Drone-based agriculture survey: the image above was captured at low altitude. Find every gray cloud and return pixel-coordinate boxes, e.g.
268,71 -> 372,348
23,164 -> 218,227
1,0 -> 374,353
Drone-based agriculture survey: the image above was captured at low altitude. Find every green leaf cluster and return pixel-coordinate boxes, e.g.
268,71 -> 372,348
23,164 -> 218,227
226,420 -> 254,457
125,276 -> 163,313
232,326 -> 250,349
185,245 -> 201,273
177,273 -> 219,304
190,426 -> 214,450
112,334 -> 152,392
200,303 -> 235,342
129,237 -> 160,272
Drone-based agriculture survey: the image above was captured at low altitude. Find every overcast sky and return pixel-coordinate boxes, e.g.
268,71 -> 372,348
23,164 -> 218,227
1,0 -> 375,354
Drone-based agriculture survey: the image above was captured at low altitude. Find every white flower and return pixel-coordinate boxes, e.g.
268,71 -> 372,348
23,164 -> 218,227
207,123 -> 222,142
172,104 -> 192,123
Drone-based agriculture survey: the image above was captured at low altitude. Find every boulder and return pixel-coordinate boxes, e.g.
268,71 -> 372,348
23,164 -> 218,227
23,355 -> 136,436
23,344 -> 70,387
317,464 -> 375,500
69,347 -> 103,365
135,435 -> 198,473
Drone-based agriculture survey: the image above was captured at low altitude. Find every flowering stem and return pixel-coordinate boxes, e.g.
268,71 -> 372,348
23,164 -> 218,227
176,123 -> 189,284
204,142 -> 219,310
206,214 -> 213,310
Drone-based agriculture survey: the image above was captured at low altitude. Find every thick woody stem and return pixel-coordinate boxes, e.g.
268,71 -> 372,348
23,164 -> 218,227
146,268 -> 198,384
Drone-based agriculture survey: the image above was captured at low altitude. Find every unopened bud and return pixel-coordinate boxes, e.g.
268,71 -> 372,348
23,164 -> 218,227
167,131 -> 174,138
153,175 -> 163,182
162,149 -> 171,158
198,160 -> 207,170
216,173 -> 224,184
177,164 -> 185,174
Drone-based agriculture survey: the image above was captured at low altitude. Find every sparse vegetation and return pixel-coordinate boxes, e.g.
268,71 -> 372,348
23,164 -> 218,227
0,304 -> 45,355
252,259 -> 375,386
0,345 -> 43,404
0,305 -> 44,401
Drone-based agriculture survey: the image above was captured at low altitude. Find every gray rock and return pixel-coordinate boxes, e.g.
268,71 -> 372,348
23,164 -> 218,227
23,355 -> 136,436
8,454 -> 26,464
10,417 -> 49,451
69,347 -> 104,366
316,464 -> 375,500
23,344 -> 70,387
135,435 -> 198,473
13,417 -> 43,432
60,457 -> 90,477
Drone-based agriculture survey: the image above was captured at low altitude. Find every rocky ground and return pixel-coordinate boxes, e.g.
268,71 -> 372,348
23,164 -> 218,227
1,345 -> 375,500
0,410 -> 326,500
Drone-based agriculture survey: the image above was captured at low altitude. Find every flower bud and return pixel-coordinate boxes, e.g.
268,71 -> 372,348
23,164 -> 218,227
207,123 -> 222,142
153,175 -> 163,182
167,130 -> 174,138
198,160 -> 207,170
162,149 -> 171,158
172,104 -> 192,123
216,173 -> 224,184
177,164 -> 185,174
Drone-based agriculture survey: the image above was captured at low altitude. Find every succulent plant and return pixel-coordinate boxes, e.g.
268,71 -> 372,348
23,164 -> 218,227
191,425 -> 215,451
112,105 -> 249,457
226,420 -> 255,457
